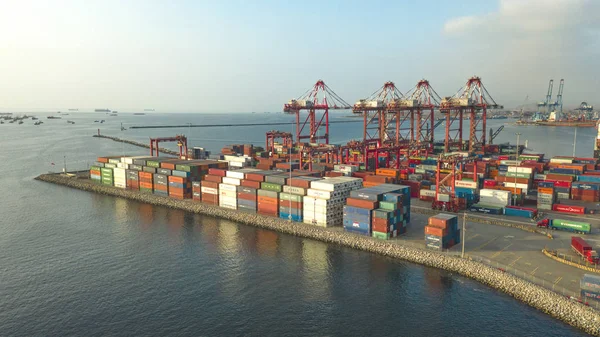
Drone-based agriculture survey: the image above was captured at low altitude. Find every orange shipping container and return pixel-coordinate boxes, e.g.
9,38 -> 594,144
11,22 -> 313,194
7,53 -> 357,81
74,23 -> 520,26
241,180 -> 262,189
257,196 -> 279,206
537,187 -> 554,195
425,225 -> 447,237
346,198 -> 379,210
168,176 -> 186,184
428,217 -> 452,229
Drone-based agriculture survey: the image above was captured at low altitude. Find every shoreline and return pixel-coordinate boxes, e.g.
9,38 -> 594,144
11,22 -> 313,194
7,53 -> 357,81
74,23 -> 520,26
35,173 -> 600,336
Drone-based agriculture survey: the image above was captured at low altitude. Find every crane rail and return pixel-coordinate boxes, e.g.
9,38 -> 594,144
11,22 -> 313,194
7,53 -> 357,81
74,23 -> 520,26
129,120 -> 362,129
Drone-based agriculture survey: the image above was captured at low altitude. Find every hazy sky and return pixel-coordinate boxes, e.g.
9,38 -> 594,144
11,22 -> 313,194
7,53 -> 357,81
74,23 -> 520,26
0,0 -> 598,112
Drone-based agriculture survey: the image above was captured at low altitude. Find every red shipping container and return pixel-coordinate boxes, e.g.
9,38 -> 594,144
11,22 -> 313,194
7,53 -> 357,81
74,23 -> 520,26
237,192 -> 257,201
483,179 -> 497,187
208,168 -> 227,177
545,174 -> 574,182
241,180 -> 262,189
258,196 -> 279,206
419,195 -> 435,202
279,200 -> 303,209
428,217 -> 453,229
372,222 -> 391,233
201,181 -> 219,189
258,203 -> 278,214
201,193 -> 219,204
204,175 -> 223,183
346,198 -> 379,210
425,226 -> 447,237
552,204 -> 585,214
245,173 -> 266,182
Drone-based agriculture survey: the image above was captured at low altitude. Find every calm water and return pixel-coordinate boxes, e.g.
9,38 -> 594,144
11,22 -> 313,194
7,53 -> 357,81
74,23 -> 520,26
0,112 -> 590,336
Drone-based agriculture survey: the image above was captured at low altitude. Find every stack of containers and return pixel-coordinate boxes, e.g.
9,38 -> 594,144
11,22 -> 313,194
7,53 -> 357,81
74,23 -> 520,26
238,170 -> 274,213
138,171 -> 154,193
342,184 -> 409,236
571,182 -> 600,202
454,179 -> 478,205
90,165 -> 102,183
192,181 -> 202,201
201,168 -> 225,205
581,274 -> 600,302
113,166 -> 127,189
537,184 -> 555,210
220,168 -> 260,210
224,155 -> 253,169
425,214 -> 460,251
258,173 -> 287,216
333,164 -> 359,177
153,172 -> 169,197
168,176 -> 192,199
470,189 -> 511,214
126,170 -> 139,190
304,177 -> 363,227
101,167 -> 113,186
279,176 -> 316,221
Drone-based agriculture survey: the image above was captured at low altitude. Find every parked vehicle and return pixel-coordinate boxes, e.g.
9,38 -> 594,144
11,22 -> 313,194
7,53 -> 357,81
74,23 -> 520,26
537,218 -> 592,234
572,237 -> 599,264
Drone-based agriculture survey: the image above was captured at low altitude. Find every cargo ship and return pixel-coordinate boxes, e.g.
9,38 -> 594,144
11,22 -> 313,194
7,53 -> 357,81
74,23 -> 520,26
95,109 -> 111,113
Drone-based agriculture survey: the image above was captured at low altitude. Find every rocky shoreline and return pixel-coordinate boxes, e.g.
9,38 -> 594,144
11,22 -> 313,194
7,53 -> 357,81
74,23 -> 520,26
36,173 -> 600,335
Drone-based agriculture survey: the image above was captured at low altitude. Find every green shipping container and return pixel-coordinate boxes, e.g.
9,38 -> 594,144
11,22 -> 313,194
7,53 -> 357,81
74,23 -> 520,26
506,172 -> 531,179
90,166 -> 101,171
279,193 -> 303,203
373,209 -> 395,219
379,201 -> 399,211
551,219 -> 591,234
101,167 -> 113,175
104,163 -> 117,169
372,231 -> 391,240
146,160 -> 161,168
261,182 -> 283,192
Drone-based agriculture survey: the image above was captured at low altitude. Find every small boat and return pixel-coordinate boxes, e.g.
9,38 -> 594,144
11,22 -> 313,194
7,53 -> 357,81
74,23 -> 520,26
94,120 -> 99,123
0,120 -> 4,124
47,116 -> 62,119
32,117 -> 38,120
18,120 -> 23,124
100,120 -> 105,123
34,121 -> 42,125
67,120 -> 75,124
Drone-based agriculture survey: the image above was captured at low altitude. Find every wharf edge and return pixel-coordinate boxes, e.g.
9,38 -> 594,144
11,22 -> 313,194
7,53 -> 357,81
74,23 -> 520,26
35,173 -> 600,336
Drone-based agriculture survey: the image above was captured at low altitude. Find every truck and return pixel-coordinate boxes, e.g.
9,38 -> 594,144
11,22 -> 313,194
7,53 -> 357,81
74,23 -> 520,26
572,237 -> 599,264
536,218 -> 592,234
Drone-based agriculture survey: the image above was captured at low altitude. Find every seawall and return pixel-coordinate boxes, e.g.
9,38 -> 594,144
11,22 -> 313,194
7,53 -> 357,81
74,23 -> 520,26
35,173 -> 600,336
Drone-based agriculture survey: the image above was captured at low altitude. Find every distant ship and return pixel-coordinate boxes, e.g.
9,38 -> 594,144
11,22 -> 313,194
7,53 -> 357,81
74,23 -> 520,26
47,116 -> 62,119
133,113 -> 145,115
144,109 -> 155,112
68,109 -> 78,111
95,109 -> 111,112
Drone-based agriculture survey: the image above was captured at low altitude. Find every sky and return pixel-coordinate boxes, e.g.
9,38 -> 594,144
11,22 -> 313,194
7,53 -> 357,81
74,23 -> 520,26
0,0 -> 598,112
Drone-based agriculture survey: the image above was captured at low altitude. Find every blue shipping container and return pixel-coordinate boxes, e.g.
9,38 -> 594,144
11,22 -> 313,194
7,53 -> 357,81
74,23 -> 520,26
577,175 -> 600,183
280,212 -> 302,222
572,182 -> 600,190
504,207 -> 534,218
470,205 -> 503,215
538,181 -> 555,188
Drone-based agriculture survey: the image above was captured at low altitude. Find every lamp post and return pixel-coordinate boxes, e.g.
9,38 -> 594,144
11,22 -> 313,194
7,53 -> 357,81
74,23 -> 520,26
514,132 -> 521,206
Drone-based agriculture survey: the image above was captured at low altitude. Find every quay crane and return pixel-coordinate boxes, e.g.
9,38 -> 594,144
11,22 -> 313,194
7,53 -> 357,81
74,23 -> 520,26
440,76 -> 502,153
283,80 -> 351,169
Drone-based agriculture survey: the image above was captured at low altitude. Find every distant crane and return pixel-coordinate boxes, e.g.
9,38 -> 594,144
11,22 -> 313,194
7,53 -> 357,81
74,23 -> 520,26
538,79 -> 554,115
555,79 -> 564,116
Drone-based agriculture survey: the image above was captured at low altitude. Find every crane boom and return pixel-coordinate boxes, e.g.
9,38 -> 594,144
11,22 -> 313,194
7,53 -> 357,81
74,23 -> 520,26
545,79 -> 554,114
556,79 -> 564,115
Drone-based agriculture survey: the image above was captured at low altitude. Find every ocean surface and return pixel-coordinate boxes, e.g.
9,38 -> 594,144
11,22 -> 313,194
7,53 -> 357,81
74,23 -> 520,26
0,111 -> 591,336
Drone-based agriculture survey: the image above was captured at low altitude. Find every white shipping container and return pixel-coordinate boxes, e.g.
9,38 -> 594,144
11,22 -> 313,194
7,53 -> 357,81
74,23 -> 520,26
333,164 -> 358,173
226,171 -> 245,179
455,180 -> 478,189
503,182 -> 529,191
437,194 -> 450,202
479,196 -> 510,207
507,166 -> 533,174
114,183 -> 126,189
222,177 -> 241,186
500,160 -> 521,166
219,183 -> 238,192
534,174 -> 547,180
224,155 -> 252,163
201,187 -> 218,195
479,189 -> 511,199
228,161 -> 245,168
219,190 -> 236,198
420,189 -> 436,197
550,158 -> 574,164
283,185 -> 306,195
219,197 -> 237,209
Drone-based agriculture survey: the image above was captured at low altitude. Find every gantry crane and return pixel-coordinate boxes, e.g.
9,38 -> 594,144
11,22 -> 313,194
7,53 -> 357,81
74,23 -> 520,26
265,130 -> 293,155
440,76 -> 502,153
392,79 -> 442,148
432,154 -> 479,212
555,79 -> 564,116
537,79 -> 554,116
284,80 -> 351,170
150,135 -> 188,158
351,81 -> 403,171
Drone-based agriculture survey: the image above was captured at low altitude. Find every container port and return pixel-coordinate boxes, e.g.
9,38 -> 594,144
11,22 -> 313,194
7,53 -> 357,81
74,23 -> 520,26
32,77 -> 600,335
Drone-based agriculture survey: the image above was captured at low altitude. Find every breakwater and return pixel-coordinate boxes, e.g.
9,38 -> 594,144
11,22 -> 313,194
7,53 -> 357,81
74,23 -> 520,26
92,134 -> 179,156
128,120 -> 361,129
34,173 -> 600,336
